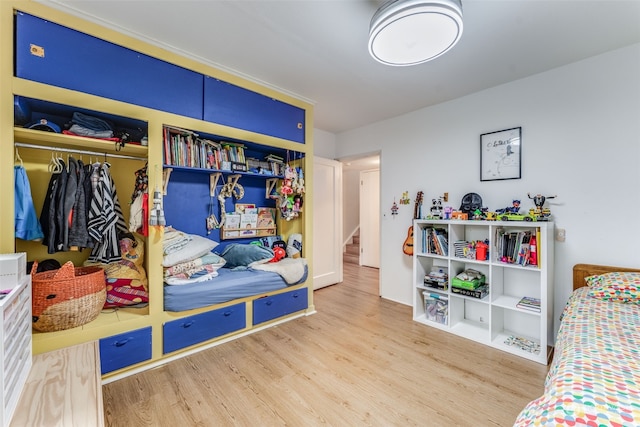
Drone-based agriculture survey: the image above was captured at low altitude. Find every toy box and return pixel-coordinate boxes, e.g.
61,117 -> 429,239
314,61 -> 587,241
424,292 -> 448,325
451,269 -> 485,290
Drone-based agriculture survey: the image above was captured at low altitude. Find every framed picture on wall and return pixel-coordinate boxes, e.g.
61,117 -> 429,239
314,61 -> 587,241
480,127 -> 522,181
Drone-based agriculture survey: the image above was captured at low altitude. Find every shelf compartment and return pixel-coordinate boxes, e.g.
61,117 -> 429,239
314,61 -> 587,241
491,306 -> 542,360
423,291 -> 449,326
449,297 -> 490,342
490,266 -> 540,310
491,330 -> 545,362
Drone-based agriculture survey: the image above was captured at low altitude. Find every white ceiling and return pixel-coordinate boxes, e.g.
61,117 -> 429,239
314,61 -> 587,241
40,0 -> 640,135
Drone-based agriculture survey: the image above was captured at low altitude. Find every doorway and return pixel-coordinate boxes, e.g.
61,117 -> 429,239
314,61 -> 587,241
340,154 -> 380,280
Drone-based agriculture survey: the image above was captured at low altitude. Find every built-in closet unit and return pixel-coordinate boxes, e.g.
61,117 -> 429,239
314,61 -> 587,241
0,0 -> 314,380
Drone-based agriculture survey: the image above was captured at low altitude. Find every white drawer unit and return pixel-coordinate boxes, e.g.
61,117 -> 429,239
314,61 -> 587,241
0,277 -> 32,427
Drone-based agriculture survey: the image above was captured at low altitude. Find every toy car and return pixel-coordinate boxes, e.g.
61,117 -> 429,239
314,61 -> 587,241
499,212 -> 537,222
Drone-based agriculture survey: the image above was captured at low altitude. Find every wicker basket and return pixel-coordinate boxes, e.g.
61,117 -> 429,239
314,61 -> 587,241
31,260 -> 106,332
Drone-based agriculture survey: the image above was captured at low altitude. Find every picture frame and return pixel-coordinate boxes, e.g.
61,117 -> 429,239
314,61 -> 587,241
480,127 -> 522,181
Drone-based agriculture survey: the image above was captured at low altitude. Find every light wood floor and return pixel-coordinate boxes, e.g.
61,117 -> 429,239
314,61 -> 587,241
103,263 -> 548,426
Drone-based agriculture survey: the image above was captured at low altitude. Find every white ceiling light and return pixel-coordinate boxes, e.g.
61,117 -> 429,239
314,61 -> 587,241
368,0 -> 464,66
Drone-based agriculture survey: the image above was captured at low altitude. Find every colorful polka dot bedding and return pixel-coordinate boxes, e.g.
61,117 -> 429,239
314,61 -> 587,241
514,285 -> 640,426
586,271 -> 640,304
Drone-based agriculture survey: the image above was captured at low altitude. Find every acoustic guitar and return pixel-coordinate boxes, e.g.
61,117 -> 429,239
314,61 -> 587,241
403,191 -> 423,256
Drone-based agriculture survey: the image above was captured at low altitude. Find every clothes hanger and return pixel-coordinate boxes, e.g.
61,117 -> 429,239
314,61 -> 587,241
48,151 -> 57,173
15,148 -> 24,168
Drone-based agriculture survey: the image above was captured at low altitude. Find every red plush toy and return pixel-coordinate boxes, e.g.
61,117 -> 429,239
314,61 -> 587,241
270,246 -> 286,263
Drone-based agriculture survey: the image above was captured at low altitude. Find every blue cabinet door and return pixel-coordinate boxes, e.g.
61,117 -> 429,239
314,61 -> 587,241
204,77 -> 305,143
253,287 -> 308,325
99,327 -> 152,375
163,303 -> 246,354
15,12 -> 203,119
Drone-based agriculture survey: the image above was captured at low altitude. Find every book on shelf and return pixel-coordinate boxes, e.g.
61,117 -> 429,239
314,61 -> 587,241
495,228 -> 539,266
240,213 -> 258,229
421,227 -> 448,255
223,213 -> 241,238
516,296 -> 541,312
424,267 -> 448,290
256,207 -> 276,228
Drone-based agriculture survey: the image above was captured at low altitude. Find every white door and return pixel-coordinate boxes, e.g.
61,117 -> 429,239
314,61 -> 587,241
312,157 -> 343,289
360,169 -> 380,268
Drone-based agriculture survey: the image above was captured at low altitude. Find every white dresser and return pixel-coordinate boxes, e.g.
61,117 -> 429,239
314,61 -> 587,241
0,277 -> 32,427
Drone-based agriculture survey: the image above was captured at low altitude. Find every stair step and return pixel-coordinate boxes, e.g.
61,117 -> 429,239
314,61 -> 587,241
346,244 -> 359,255
352,235 -> 360,244
343,252 -> 359,265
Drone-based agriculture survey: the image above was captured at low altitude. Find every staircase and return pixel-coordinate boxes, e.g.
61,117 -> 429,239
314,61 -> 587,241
343,232 -> 360,265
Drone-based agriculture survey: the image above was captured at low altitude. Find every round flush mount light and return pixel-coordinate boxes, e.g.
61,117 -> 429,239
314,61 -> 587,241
368,0 -> 464,66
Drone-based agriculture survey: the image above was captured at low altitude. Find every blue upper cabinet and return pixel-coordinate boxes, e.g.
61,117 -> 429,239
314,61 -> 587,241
204,77 -> 305,144
15,12 -> 203,120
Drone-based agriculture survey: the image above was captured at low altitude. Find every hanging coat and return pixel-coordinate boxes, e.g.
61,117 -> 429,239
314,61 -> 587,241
40,159 -> 68,254
87,163 -> 128,263
68,159 -> 94,250
14,165 -> 44,241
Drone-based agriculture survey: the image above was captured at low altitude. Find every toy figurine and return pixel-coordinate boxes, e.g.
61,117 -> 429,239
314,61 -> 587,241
429,198 -> 443,219
496,199 -> 521,214
459,193 -> 483,218
443,206 -> 454,220
391,199 -> 399,216
528,193 -> 556,221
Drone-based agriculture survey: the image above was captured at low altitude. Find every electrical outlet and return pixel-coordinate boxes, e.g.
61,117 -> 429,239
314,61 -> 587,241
556,228 -> 566,242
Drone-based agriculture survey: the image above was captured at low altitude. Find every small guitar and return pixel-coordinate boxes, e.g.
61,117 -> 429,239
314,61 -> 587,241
403,191 -> 423,256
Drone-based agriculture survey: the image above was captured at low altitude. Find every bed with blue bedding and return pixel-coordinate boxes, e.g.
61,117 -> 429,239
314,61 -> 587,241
164,267 -> 306,312
162,229 -> 308,312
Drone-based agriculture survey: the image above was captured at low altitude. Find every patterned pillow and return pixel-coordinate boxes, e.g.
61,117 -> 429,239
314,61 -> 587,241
587,271 -> 640,303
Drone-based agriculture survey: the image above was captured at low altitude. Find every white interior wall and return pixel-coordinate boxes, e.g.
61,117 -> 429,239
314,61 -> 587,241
334,43 -> 640,333
313,128 -> 337,159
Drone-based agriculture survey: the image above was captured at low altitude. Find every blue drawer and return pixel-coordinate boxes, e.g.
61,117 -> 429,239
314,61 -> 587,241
15,12 -> 203,119
253,288 -> 308,325
163,303 -> 246,354
99,327 -> 152,375
204,77 -> 305,144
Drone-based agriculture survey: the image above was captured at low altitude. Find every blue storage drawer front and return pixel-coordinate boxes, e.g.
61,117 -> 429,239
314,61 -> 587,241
15,12 -> 203,119
253,288 -> 308,325
163,303 -> 246,354
99,327 -> 152,375
204,77 -> 305,144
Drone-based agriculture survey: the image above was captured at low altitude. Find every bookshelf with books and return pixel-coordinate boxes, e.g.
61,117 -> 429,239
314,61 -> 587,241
163,125 -> 288,177
162,124 -> 299,243
220,207 -> 277,240
412,220 -> 554,364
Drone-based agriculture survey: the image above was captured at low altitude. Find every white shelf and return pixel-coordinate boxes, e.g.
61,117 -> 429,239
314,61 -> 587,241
412,220 -> 554,365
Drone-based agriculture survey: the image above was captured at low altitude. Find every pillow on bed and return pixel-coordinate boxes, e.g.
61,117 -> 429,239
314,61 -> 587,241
163,234 -> 219,267
587,271 -> 640,303
219,243 -> 274,268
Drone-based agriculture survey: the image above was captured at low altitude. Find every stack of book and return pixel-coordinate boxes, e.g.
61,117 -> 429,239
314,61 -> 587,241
163,126 -> 259,173
516,296 -> 541,312
424,268 -> 448,290
421,227 -> 448,255
495,228 -> 540,266
265,153 -> 285,176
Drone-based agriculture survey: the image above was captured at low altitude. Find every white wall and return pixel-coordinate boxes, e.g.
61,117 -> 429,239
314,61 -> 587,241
313,128 -> 337,159
335,43 -> 640,332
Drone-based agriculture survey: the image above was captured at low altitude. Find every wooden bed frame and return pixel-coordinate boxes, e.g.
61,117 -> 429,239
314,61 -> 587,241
573,263 -> 640,290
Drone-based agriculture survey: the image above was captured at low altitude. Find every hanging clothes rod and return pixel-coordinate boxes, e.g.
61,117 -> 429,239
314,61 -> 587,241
14,142 -> 147,161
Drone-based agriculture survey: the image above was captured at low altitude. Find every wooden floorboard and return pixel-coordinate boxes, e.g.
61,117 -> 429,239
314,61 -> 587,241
103,263 -> 548,426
